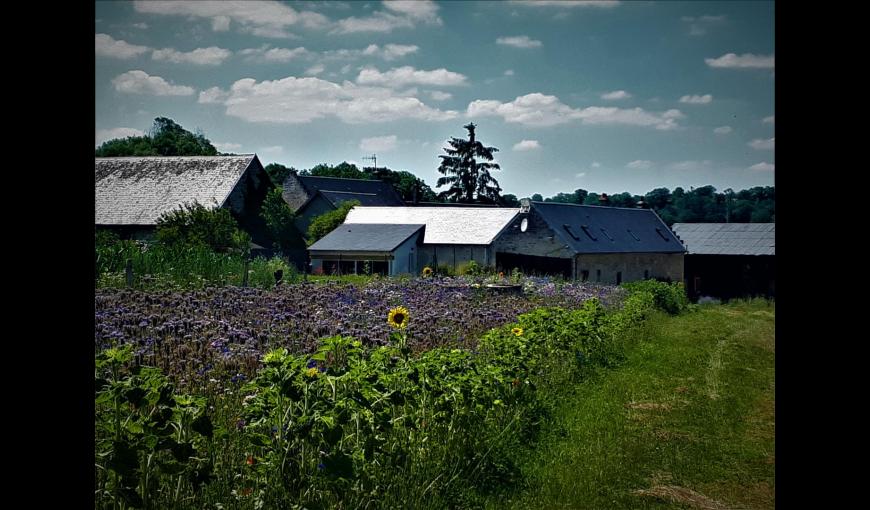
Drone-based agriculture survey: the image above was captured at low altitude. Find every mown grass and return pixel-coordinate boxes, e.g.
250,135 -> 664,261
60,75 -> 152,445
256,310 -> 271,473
486,299 -> 775,510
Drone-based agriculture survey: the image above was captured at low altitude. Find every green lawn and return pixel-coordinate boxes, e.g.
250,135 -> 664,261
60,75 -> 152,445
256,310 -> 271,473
487,300 -> 775,509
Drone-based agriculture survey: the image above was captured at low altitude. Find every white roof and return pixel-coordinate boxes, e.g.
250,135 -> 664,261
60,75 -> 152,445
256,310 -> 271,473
344,206 -> 519,245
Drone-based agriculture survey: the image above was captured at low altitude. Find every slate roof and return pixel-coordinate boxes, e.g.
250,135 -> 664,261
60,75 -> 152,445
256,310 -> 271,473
95,155 -> 258,225
532,202 -> 685,254
344,206 -> 519,245
299,176 -> 404,208
672,223 -> 775,255
308,224 -> 424,253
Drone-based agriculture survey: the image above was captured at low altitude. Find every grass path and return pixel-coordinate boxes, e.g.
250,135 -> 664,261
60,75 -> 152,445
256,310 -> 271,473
487,300 -> 775,509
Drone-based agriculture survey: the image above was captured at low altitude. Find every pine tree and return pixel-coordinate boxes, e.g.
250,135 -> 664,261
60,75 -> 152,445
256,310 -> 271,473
436,123 -> 502,203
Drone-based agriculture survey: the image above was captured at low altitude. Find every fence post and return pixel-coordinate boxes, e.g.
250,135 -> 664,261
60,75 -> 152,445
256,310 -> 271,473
125,259 -> 133,287
242,257 -> 250,288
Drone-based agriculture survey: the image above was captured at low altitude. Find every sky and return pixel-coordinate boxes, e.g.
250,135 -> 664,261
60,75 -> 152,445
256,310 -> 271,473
95,0 -> 774,198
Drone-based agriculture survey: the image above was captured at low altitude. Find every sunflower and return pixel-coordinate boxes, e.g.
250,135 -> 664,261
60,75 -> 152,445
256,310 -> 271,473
388,306 -> 410,329
422,266 -> 433,277
511,327 -> 523,336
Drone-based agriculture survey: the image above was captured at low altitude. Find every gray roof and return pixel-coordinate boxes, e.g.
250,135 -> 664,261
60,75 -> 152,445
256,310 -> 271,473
344,206 -> 519,245
672,223 -> 775,255
308,223 -> 424,253
299,176 -> 404,208
95,155 -> 258,225
532,202 -> 685,254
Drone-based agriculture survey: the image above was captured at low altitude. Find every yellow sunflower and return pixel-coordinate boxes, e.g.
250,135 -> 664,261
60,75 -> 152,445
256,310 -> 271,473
388,306 -> 410,329
422,266 -> 433,277
511,327 -> 523,336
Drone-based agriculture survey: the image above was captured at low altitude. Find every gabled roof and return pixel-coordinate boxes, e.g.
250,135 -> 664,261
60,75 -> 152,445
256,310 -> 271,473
532,202 -> 685,254
672,223 -> 775,255
298,176 -> 404,208
95,155 -> 259,225
308,224 -> 424,253
344,206 -> 519,245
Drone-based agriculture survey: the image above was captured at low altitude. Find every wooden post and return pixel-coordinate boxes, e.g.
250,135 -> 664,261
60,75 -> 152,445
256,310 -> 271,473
125,259 -> 133,287
242,257 -> 250,287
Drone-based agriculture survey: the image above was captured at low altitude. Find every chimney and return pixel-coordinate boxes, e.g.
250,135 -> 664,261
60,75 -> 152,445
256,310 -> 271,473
598,193 -> 610,206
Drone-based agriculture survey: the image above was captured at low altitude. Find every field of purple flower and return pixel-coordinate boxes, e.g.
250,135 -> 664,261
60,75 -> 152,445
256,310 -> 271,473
95,277 -> 622,386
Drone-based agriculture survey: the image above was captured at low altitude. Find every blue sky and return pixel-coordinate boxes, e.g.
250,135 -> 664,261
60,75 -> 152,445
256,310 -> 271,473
95,0 -> 774,198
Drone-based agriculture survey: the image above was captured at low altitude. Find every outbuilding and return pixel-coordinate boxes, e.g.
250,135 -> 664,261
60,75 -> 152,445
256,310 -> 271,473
672,223 -> 775,300
308,223 -> 425,276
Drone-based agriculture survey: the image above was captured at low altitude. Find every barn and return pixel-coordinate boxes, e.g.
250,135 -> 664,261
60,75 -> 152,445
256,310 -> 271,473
95,154 -> 274,252
310,206 -> 519,275
672,223 -> 775,300
493,201 -> 685,283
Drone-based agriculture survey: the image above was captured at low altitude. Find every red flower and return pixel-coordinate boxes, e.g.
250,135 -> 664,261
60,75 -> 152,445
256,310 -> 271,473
246,455 -> 256,466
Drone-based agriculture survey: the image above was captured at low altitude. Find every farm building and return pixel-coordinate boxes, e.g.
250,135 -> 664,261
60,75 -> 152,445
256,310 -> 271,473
95,154 -> 274,253
309,206 -> 519,275
493,202 -> 685,283
308,224 -> 425,276
281,174 -> 405,235
672,223 -> 775,300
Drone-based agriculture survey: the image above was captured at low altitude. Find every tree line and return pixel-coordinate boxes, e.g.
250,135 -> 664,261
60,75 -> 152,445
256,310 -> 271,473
96,117 -> 774,224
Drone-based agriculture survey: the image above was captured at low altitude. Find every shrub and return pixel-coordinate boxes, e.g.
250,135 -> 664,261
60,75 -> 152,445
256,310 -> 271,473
621,279 -> 688,315
156,202 -> 249,254
307,200 -> 360,245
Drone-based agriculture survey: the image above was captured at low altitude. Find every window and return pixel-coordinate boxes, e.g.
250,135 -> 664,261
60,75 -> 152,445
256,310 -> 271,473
580,270 -> 589,282
655,228 -> 671,241
581,225 -> 598,241
596,269 -> 601,282
644,269 -> 649,279
627,229 -> 640,241
616,271 -> 622,285
600,228 -> 614,241
563,224 -> 580,240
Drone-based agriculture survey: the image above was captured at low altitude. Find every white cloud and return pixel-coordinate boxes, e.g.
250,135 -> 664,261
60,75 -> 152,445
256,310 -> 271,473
112,70 -> 195,96
214,142 -> 242,152
198,87 -> 229,104
591,161 -> 601,168
748,162 -> 774,172
240,45 -> 309,63
601,90 -> 631,100
323,43 -> 419,61
575,172 -> 586,178
212,16 -> 230,31
496,35 -> 542,48
679,94 -> 712,104
202,75 -> 458,124
714,126 -> 732,134
95,34 -> 150,59
705,53 -> 775,69
333,0 -> 441,33
749,137 -> 775,150
357,66 -> 467,87
360,135 -> 398,152
467,93 -> 683,129
508,1 -> 621,7
95,127 -> 145,147
763,115 -> 775,124
669,160 -> 713,171
382,0 -> 441,23
260,145 -> 284,153
133,0 -> 329,37
132,22 -> 149,29
429,90 -> 452,101
504,69 -> 515,76
626,160 -> 653,169
152,46 -> 232,65
305,64 -> 325,76
681,14 -> 725,36
512,140 -> 541,151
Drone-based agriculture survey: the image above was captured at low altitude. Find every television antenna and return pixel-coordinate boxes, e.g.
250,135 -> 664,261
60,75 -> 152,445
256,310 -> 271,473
362,154 -> 377,171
